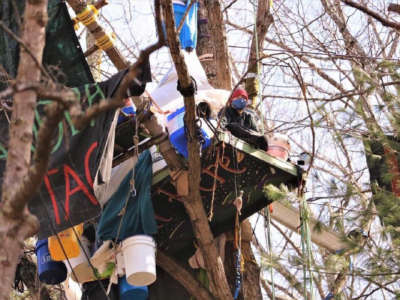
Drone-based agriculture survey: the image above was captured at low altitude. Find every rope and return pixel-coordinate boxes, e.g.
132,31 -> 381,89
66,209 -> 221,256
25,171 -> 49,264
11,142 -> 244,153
233,211 -> 242,299
208,146 -> 220,221
177,77 -> 197,97
299,179 -> 314,300
75,5 -> 99,27
232,147 -> 243,299
95,32 -> 116,51
108,108 -> 141,291
265,206 -> 276,300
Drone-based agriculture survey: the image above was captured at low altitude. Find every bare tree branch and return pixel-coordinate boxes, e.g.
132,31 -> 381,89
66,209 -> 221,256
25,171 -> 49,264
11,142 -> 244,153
341,0 -> 400,31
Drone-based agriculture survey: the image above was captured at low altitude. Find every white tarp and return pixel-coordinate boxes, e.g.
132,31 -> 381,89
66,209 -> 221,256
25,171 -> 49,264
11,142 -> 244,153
150,51 -> 230,117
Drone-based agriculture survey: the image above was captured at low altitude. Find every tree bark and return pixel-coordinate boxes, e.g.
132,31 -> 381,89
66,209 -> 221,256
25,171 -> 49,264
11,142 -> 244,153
224,220 -> 262,300
157,251 -> 214,300
203,0 -> 232,90
196,0 -> 219,87
0,0 -> 48,298
162,1 -> 233,299
245,1 -> 273,108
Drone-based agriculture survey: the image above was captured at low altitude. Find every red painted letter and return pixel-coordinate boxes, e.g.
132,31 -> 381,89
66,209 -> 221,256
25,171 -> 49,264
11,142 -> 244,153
44,168 -> 60,224
64,164 -> 98,220
85,142 -> 98,188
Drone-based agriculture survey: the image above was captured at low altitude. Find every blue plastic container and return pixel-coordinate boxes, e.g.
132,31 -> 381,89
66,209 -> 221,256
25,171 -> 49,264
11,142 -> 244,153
118,106 -> 136,124
173,2 -> 198,49
119,276 -> 148,300
166,106 -> 211,158
35,239 -> 67,285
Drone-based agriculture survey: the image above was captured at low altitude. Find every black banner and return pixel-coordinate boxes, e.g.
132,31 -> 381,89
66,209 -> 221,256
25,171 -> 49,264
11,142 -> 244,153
29,82 -> 117,239
0,1 -> 114,238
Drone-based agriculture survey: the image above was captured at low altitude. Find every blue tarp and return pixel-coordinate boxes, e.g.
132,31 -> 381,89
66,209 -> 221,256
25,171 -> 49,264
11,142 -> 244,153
97,150 -> 157,241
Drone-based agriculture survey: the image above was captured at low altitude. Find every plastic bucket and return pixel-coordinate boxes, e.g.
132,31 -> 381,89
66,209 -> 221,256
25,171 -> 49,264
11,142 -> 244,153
118,106 -> 136,124
167,106 -> 211,158
64,236 -> 92,282
116,250 -> 125,277
119,275 -> 148,300
267,134 -> 290,161
122,235 -> 156,286
49,223 -> 83,261
173,2 -> 198,49
36,239 -> 67,284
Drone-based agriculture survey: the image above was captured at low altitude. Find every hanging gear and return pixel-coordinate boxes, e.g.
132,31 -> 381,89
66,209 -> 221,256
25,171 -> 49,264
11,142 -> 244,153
233,208 -> 242,300
177,76 -> 197,97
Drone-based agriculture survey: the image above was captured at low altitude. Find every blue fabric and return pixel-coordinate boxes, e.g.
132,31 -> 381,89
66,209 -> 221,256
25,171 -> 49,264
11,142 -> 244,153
97,150 -> 157,241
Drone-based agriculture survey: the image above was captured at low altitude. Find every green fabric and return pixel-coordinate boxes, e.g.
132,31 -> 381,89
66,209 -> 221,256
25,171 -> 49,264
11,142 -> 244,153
0,0 -> 93,91
97,150 -> 157,241
44,0 -> 94,86
0,0 -> 24,91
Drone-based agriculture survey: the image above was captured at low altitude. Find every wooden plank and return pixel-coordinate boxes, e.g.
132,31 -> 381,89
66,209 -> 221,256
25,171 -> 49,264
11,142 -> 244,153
271,201 -> 346,253
218,132 -> 298,176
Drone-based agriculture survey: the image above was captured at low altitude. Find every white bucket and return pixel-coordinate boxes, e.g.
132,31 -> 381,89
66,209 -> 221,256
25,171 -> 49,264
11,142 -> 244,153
122,235 -> 156,286
116,250 -> 125,277
64,236 -> 92,282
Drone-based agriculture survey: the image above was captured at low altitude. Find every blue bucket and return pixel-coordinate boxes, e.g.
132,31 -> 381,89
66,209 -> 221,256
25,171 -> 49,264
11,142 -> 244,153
119,276 -> 148,300
35,239 -> 67,285
167,106 -> 211,158
173,2 -> 198,49
118,106 -> 136,124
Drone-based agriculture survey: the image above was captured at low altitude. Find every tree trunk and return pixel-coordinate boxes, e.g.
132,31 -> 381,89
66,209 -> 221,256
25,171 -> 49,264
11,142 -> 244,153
224,220 -> 263,300
0,0 -> 48,298
162,1 -> 232,299
196,0 -> 218,87
203,0 -> 232,90
245,0 -> 273,109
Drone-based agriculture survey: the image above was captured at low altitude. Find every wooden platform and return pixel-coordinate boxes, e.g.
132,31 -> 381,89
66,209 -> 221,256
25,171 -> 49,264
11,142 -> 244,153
151,131 -> 301,257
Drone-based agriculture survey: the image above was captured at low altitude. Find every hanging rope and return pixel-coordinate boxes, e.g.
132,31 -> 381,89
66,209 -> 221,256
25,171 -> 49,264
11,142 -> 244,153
299,179 -> 314,300
109,107 -> 140,291
233,209 -> 242,299
232,147 -> 244,299
265,205 -> 276,300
